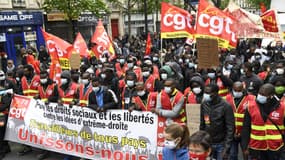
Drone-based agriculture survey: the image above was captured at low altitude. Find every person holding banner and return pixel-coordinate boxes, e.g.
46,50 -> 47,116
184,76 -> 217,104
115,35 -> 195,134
58,70 -> 79,105
121,71 -> 138,109
78,72 -> 93,107
153,78 -> 186,124
88,77 -> 118,112
0,70 -> 14,159
162,123 -> 190,160
130,82 -> 157,112
20,65 -> 40,98
37,71 -> 59,103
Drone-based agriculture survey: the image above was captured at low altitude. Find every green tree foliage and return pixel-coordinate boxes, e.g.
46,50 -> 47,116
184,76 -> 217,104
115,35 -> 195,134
247,0 -> 271,9
42,0 -> 109,39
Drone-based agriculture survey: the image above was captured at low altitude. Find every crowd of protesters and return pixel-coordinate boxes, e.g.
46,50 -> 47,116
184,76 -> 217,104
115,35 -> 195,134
0,34 -> 285,160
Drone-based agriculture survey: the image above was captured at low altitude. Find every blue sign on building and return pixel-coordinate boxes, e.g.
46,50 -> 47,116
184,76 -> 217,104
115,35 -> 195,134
0,11 -> 45,66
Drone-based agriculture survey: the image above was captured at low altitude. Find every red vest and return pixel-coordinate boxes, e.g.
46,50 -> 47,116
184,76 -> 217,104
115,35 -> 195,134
159,89 -> 186,123
258,71 -> 268,81
205,77 -> 228,97
115,63 -> 128,78
152,65 -> 160,80
248,101 -> 285,151
133,67 -> 143,82
38,84 -> 55,102
144,75 -> 156,92
132,92 -> 157,111
58,82 -> 78,105
226,94 -> 255,134
78,84 -> 93,107
21,75 -> 40,97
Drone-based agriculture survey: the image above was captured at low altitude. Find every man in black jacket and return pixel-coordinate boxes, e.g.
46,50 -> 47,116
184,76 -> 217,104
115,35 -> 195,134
88,77 -> 118,112
200,84 -> 235,160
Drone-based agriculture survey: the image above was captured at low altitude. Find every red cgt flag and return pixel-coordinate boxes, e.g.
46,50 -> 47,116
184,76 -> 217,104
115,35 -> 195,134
261,9 -> 279,33
73,32 -> 90,58
145,33 -> 152,56
91,19 -> 115,59
42,29 -> 73,83
196,0 -> 237,48
160,2 -> 195,39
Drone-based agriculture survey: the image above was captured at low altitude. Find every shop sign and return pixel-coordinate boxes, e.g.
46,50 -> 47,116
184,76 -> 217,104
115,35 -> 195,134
0,12 -> 43,26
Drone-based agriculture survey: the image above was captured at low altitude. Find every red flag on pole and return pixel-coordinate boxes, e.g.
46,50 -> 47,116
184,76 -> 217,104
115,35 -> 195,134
260,2 -> 267,14
73,32 -> 90,58
261,9 -> 280,32
145,33 -> 152,56
41,29 -> 73,84
91,19 -> 115,59
196,0 -> 238,48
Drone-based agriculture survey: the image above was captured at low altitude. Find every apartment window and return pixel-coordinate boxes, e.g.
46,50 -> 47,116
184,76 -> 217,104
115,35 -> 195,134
12,0 -> 26,8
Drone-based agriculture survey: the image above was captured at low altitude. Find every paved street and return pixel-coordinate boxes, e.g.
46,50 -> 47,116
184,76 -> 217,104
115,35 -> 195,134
3,142 -> 65,160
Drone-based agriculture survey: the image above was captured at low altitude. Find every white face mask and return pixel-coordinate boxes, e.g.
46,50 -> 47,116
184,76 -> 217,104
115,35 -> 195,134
16,77 -> 20,81
81,79 -> 89,85
100,58 -> 107,63
207,73 -> 216,79
119,59 -> 125,64
232,91 -> 243,98
61,78 -> 68,85
276,68 -> 284,75
240,69 -> 245,75
192,87 -> 202,94
256,94 -> 267,104
188,62 -> 195,68
142,71 -> 150,77
0,75 -> 5,81
153,57 -> 158,61
164,140 -> 177,149
137,90 -> 146,96
127,63 -> 134,68
203,93 -> 212,102
164,86 -> 172,94
40,78 -> 47,84
101,73 -> 106,79
161,73 -> 167,80
93,87 -> 100,93
127,80 -> 135,87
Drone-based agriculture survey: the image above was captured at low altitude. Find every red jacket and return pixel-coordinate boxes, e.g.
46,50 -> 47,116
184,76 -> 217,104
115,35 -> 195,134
58,82 -> 78,105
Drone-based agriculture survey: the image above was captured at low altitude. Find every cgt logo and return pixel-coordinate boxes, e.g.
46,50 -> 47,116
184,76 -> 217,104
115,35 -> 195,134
163,13 -> 193,30
9,96 -> 31,120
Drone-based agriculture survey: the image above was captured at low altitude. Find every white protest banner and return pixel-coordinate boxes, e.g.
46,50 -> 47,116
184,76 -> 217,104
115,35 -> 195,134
5,95 -> 159,160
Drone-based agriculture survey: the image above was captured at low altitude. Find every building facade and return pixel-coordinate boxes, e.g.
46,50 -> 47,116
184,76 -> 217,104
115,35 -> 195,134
0,0 -> 45,65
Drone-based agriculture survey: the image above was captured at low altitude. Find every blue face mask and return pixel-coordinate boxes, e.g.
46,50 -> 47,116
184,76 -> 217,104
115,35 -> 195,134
203,93 -> 212,102
256,94 -> 267,104
207,73 -> 216,79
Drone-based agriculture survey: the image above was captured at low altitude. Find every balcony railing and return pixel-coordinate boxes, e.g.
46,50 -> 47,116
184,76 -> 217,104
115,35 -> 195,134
12,0 -> 26,8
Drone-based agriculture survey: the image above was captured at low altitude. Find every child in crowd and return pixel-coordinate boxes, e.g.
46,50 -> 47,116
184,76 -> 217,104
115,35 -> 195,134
163,123 -> 190,160
189,131 -> 212,160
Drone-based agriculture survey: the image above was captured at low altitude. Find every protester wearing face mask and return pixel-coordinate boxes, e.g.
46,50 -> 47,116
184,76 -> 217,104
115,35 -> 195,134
189,131 -> 212,160
129,82 -> 157,112
0,70 -> 14,159
57,70 -> 78,105
100,67 -> 119,97
77,72 -> 93,107
205,68 -> 233,97
200,84 -> 234,160
240,62 -> 263,95
121,72 -> 137,109
156,65 -> 175,92
0,70 -> 17,94
126,56 -> 143,82
141,65 -> 159,92
152,78 -> 186,124
20,65 -> 40,98
152,54 -> 161,68
271,76 -> 285,100
162,123 -> 190,160
37,71 -> 58,103
88,77 -> 118,112
6,60 -> 15,73
115,55 -> 128,79
241,83 -> 285,160
184,76 -> 204,104
225,81 -> 255,160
